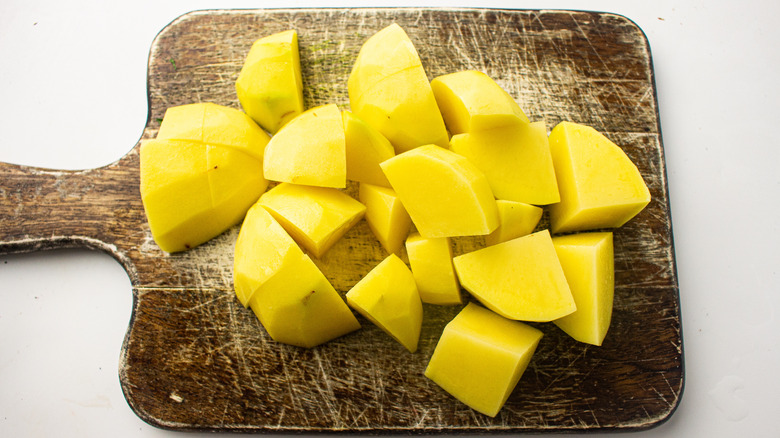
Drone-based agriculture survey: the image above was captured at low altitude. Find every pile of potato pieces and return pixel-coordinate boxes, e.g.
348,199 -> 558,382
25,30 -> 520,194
138,23 -> 651,418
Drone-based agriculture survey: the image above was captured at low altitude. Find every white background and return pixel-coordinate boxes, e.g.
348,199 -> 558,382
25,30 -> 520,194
1,1 -> 778,437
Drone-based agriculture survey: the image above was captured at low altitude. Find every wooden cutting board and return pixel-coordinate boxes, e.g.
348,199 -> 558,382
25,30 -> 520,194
0,8 -> 682,433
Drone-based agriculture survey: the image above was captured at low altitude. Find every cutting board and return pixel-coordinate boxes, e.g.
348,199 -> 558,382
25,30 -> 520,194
0,8 -> 682,433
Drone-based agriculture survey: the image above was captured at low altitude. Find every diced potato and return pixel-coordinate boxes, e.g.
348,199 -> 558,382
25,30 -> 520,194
548,121 -> 651,233
358,183 -> 412,255
235,30 -> 303,133
453,229 -> 576,322
140,103 -> 269,253
233,201 -> 304,307
248,252 -> 361,348
348,24 -> 448,153
405,233 -> 462,305
485,200 -> 543,246
263,103 -> 347,188
431,70 -> 529,135
449,121 -> 560,205
424,303 -> 543,417
258,182 -> 366,258
342,110 -> 395,187
552,232 -> 614,346
346,254 -> 422,353
380,145 -> 499,238
347,23 -> 422,100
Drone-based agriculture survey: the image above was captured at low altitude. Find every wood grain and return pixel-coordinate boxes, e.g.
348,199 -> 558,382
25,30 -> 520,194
0,8 -> 682,433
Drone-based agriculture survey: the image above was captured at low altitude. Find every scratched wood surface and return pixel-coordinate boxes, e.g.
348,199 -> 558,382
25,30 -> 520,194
0,8 -> 682,433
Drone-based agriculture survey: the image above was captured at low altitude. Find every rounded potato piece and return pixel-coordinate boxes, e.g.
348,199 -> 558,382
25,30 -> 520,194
233,202 -> 304,307
249,252 -> 361,348
263,104 -> 347,188
348,24 -> 448,153
431,70 -> 529,135
548,121 -> 651,233
140,102 -> 270,253
236,29 -> 304,134
380,145 -> 499,238
453,229 -> 576,322
258,183 -> 366,259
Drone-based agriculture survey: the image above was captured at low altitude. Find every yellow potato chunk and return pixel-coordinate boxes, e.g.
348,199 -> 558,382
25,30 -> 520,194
552,232 -> 614,346
358,183 -> 412,255
232,202 -> 304,307
346,254 -> 422,353
342,110 -> 395,187
485,200 -> 543,246
347,23 -> 422,99
424,303 -> 543,417
248,252 -> 361,348
348,24 -> 448,153
258,183 -> 366,259
449,121 -> 560,205
405,233 -> 462,305
453,229 -> 576,322
263,104 -> 347,188
380,145 -> 499,238
235,30 -> 303,133
548,121 -> 651,233
140,103 -> 270,253
431,70 -> 529,135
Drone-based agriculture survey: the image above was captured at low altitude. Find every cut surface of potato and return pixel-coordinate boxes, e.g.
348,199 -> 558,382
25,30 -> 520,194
431,70 -> 529,135
359,183 -> 412,255
249,252 -> 361,348
263,103 -> 346,188
424,302 -> 543,417
236,29 -> 303,133
346,254 -> 422,353
258,182 -> 366,258
548,121 -> 651,233
453,229 -> 576,322
380,145 -> 499,238
552,232 -> 615,346
405,233 -> 462,305
449,121 -> 560,205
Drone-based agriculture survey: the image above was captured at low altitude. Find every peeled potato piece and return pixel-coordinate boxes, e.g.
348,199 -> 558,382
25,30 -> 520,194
380,145 -> 499,238
548,121 -> 651,233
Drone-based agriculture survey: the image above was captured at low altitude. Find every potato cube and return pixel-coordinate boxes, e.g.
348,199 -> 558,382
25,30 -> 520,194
552,232 -> 615,345
424,303 -> 543,417
358,183 -> 412,255
405,233 -> 462,305
346,254 -> 422,352
248,252 -> 361,348
380,145 -> 499,238
258,183 -> 365,258
548,121 -> 651,233
263,104 -> 347,188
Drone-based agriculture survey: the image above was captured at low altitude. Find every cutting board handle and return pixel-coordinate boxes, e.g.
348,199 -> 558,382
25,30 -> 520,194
0,149 -> 144,256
